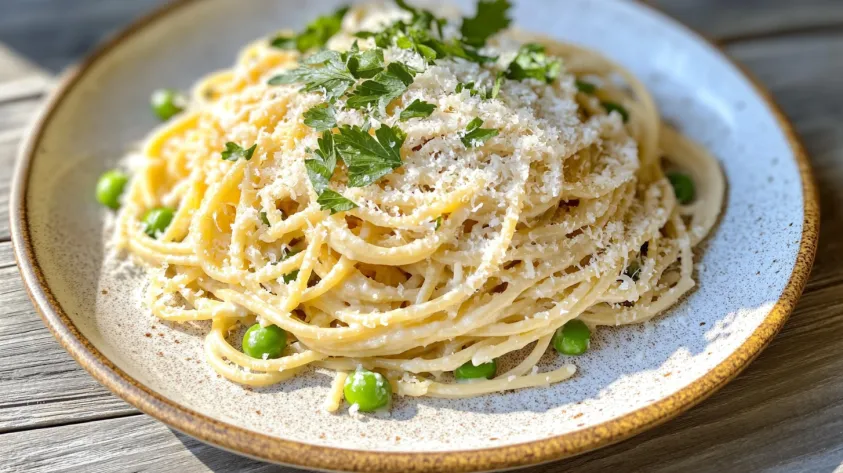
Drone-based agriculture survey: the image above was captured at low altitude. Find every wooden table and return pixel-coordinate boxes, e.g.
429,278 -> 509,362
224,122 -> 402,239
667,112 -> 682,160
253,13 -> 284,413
1,1 -> 841,471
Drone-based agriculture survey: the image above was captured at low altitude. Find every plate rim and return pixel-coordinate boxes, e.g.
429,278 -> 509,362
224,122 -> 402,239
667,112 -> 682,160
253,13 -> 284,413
9,0 -> 820,471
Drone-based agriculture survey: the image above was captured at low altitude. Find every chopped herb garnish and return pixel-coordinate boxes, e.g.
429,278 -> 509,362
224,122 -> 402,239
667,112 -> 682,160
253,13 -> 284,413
269,6 -> 349,52
303,103 -> 337,131
435,39 -> 497,64
505,43 -> 561,84
334,124 -> 406,187
488,72 -> 504,99
346,62 -> 417,111
461,118 -> 498,148
317,189 -> 359,214
282,270 -> 300,284
456,81 -> 476,95
260,211 -> 270,226
356,2 -> 494,65
435,215 -> 443,230
268,52 -> 355,101
624,262 -> 641,281
399,99 -> 436,121
221,142 -> 257,161
602,101 -> 630,122
575,80 -> 596,94
304,132 -> 337,194
460,0 -> 512,47
347,47 -> 385,79
396,35 -> 414,49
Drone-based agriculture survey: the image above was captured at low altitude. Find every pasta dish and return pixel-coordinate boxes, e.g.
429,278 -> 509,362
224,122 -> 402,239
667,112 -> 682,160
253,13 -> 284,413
97,0 -> 724,412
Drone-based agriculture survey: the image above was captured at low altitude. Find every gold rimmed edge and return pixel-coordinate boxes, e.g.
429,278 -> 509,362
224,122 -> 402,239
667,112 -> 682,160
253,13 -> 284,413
8,1 -> 819,471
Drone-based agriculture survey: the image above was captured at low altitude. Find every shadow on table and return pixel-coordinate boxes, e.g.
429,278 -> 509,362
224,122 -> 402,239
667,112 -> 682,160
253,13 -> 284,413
174,429 -> 305,473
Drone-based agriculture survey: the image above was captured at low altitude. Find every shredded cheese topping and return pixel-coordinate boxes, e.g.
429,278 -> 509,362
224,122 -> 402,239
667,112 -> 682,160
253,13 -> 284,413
112,3 -> 724,410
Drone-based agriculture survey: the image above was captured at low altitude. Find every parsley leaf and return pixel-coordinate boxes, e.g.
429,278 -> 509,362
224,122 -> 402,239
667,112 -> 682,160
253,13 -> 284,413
575,80 -> 597,94
317,189 -> 359,214
434,215 -> 443,230
282,270 -> 300,284
357,4 -> 496,65
505,43 -> 562,84
346,62 -> 417,111
488,71 -> 504,99
400,99 -> 436,120
304,132 -> 337,194
303,103 -> 337,131
221,142 -> 257,161
602,102 -> 630,122
395,0 -> 420,16
456,81 -> 478,96
269,6 -> 349,52
461,0 -> 512,47
268,52 -> 355,101
334,124 -> 406,187
431,38 -> 497,64
461,118 -> 499,148
347,48 -> 385,79
260,211 -> 270,226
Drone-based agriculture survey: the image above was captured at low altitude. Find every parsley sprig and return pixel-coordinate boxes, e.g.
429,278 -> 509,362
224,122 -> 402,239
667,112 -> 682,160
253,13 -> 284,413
356,1 -> 497,65
303,103 -> 337,131
270,6 -> 349,52
268,51 -> 356,100
317,189 -> 359,214
334,124 -> 406,187
304,132 -> 359,214
461,0 -> 512,47
461,118 -> 499,148
346,62 -> 417,111
400,99 -> 436,120
505,43 -> 562,84
221,142 -> 257,161
304,132 -> 337,194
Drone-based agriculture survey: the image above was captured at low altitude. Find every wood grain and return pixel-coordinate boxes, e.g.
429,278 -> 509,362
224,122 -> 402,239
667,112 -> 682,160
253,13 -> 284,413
1,0 -> 843,472
650,0 -> 843,42
0,241 -> 137,433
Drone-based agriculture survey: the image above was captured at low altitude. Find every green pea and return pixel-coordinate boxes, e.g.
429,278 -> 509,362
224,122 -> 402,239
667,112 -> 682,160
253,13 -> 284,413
624,261 -> 641,281
242,323 -> 287,359
667,172 -> 696,205
142,207 -> 175,238
151,89 -> 186,121
95,170 -> 128,209
552,319 -> 591,356
344,369 -> 392,412
602,101 -> 629,122
454,359 -> 497,380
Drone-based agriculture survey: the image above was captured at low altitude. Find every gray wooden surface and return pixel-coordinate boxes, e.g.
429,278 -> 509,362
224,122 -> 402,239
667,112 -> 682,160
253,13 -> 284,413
1,1 -> 842,472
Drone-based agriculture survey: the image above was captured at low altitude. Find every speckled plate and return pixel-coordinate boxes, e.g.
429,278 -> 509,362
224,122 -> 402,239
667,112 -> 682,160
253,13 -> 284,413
10,0 -> 818,471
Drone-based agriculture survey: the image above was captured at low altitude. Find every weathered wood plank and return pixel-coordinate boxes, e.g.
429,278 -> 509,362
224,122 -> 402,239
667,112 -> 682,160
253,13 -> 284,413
2,1 -> 843,472
0,97 -> 43,241
0,44 -> 48,86
0,241 -> 138,433
650,0 -> 843,42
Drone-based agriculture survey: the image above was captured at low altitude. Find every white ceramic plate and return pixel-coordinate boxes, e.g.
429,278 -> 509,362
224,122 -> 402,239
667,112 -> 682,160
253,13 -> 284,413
11,0 -> 818,471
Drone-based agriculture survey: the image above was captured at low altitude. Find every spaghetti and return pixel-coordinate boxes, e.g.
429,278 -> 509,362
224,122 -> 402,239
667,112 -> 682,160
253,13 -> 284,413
110,1 -> 724,411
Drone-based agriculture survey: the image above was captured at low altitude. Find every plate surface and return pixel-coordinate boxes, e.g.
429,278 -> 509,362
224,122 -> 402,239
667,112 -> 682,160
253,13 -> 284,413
11,0 -> 818,471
